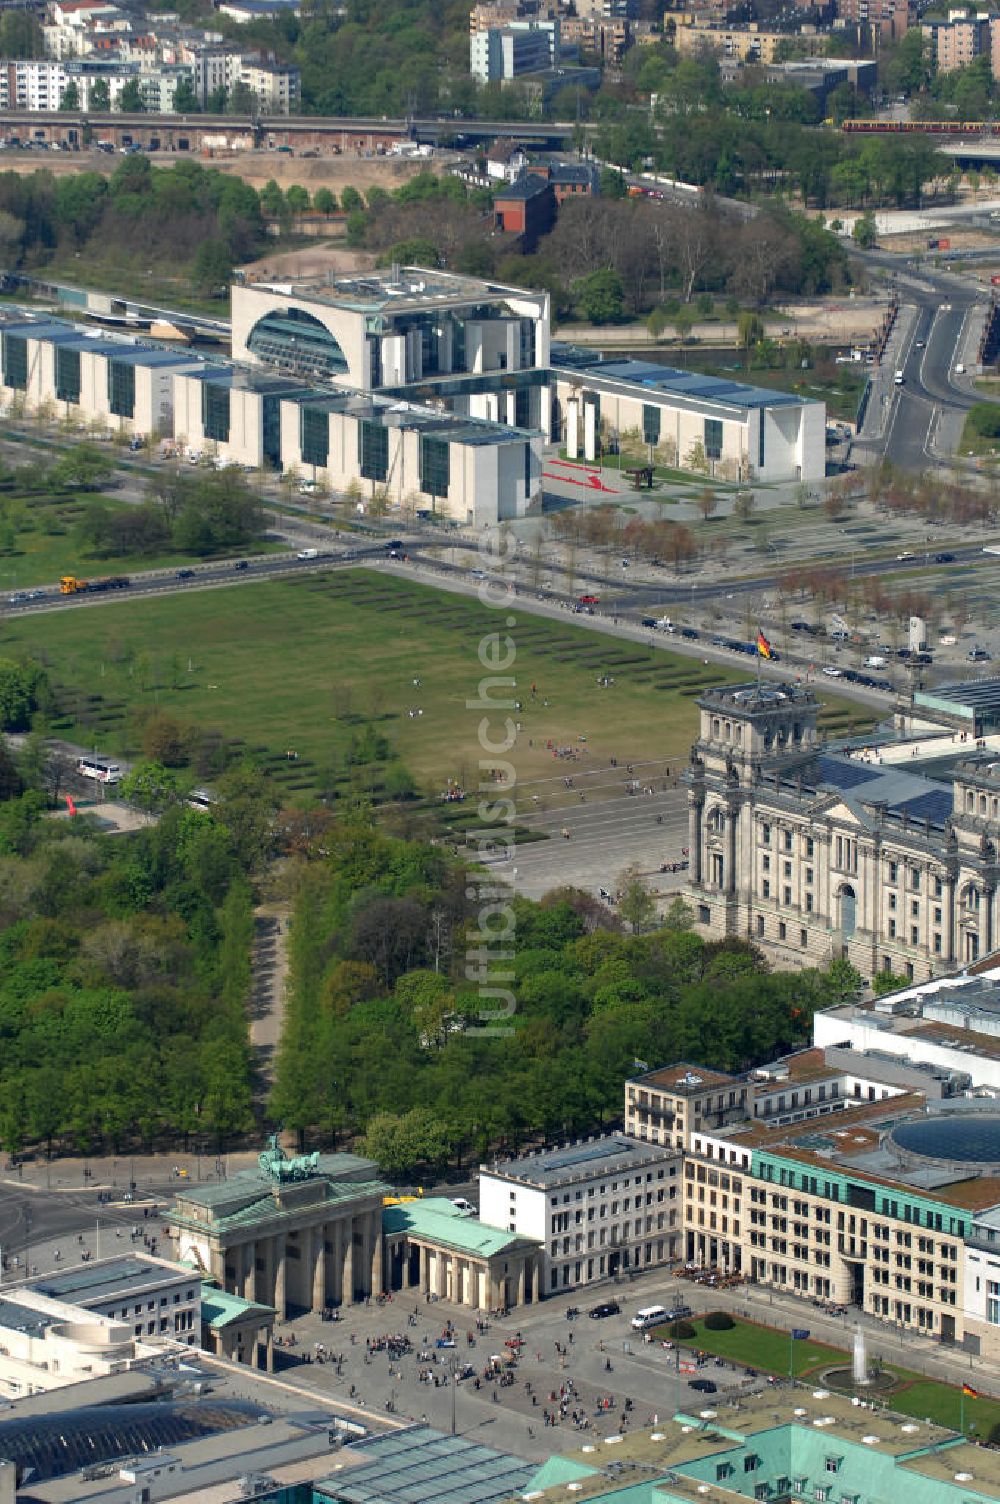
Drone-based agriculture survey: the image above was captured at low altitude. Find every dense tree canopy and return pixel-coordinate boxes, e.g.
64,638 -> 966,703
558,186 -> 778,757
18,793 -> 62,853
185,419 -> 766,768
270,816 -> 862,1169
0,786 -> 257,1154
0,158 -> 267,295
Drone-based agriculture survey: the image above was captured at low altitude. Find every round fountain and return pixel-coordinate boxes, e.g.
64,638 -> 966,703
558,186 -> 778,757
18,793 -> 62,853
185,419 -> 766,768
820,1325 -> 897,1397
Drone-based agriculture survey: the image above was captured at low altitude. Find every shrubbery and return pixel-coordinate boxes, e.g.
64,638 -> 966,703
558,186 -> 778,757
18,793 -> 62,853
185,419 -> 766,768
704,1311 -> 735,1331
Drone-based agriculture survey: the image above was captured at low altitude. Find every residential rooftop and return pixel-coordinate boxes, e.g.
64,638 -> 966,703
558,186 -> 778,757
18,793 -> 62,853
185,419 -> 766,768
628,1064 -> 740,1095
482,1133 -> 678,1190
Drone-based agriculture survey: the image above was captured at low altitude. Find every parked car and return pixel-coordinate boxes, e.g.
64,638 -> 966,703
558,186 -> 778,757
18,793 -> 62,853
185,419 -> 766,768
588,1301 -> 621,1319
689,1378 -> 718,1394
969,647 -> 992,661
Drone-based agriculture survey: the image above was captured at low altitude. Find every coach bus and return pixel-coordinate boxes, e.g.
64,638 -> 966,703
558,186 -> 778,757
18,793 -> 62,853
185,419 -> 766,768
76,756 -> 122,785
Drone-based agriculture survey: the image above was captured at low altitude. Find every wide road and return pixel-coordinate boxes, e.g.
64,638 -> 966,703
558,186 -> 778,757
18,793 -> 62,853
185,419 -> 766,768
1,542 -> 388,618
883,296 -> 971,470
847,248 -> 986,468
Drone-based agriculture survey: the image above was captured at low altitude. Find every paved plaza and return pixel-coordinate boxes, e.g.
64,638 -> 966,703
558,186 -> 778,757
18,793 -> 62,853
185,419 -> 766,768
258,1270 -> 996,1464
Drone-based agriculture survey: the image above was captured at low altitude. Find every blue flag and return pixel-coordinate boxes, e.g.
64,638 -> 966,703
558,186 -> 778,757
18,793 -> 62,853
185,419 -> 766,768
791,1329 -> 810,1341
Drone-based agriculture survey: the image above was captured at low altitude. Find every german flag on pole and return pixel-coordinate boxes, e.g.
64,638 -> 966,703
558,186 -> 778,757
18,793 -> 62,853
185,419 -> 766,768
757,629 -> 773,660
963,1384 -> 980,1398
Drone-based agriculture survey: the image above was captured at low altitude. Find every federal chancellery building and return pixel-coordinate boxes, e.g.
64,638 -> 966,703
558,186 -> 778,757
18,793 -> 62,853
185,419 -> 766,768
0,268 -> 825,528
685,679 -> 1000,982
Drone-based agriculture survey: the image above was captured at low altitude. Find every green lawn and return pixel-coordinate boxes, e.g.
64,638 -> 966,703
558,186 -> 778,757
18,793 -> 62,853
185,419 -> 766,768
662,1314 -> 1000,1436
960,408 -> 1000,458
655,1314 -> 844,1379
0,491 -> 280,590
0,570 -> 876,799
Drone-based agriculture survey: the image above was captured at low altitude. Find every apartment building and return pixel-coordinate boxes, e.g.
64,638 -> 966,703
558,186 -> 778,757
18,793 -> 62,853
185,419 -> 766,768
43,0 -> 130,60
559,14 -> 629,59
478,1135 -> 682,1295
836,0 -> 913,44
685,680 -> 1000,980
922,8 -> 991,72
625,959 -> 1000,1356
625,1064 -> 753,1152
470,19 -> 560,81
672,17 -> 829,63
238,57 -> 300,112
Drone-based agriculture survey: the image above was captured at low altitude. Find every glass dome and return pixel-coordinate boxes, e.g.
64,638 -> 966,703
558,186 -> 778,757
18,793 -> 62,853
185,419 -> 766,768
891,1115 -> 1000,1165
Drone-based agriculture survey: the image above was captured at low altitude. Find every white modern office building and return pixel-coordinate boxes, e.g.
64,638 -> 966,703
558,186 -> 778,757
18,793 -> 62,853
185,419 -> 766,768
470,19 -> 560,81
550,352 -> 826,484
0,267 -> 825,515
232,267 -> 551,393
0,318 -> 202,436
26,1254 -> 201,1346
279,389 -> 541,525
478,1134 -> 681,1294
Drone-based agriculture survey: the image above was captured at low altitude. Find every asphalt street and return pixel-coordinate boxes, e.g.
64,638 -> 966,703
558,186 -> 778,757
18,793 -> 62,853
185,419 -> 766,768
882,296 -> 978,471
0,1179 -> 177,1278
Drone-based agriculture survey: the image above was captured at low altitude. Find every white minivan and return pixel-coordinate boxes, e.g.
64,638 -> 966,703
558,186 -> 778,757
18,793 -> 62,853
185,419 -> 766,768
631,1304 -> 668,1331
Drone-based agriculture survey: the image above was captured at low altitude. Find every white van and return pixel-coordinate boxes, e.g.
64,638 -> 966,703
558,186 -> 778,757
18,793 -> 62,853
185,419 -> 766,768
297,548 -> 318,560
864,654 -> 887,669
894,370 -> 904,385
631,1304 -> 668,1331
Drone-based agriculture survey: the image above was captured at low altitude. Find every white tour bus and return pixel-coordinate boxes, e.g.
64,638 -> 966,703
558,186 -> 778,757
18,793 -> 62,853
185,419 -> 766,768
77,756 -> 122,785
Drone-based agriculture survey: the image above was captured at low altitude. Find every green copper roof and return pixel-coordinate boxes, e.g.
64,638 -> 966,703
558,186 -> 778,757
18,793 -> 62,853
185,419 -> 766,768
200,1282 -> 275,1330
527,1455 -> 599,1490
171,1173 -> 391,1236
381,1198 -> 539,1258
